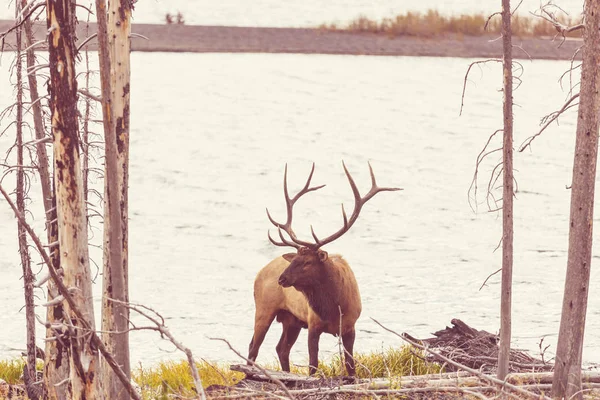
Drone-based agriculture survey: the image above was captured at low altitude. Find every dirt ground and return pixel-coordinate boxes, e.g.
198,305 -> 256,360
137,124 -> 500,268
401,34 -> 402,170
0,20 -> 582,59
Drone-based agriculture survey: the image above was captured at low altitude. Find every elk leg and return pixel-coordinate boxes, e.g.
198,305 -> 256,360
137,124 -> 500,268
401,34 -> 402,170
307,328 -> 322,375
342,328 -> 356,376
248,311 -> 276,364
276,316 -> 302,372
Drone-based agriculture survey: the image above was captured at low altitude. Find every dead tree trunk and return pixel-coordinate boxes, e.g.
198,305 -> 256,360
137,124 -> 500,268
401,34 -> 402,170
22,2 -> 70,397
498,0 -> 514,382
47,0 -> 99,398
96,0 -> 132,398
14,9 -> 38,399
552,2 -> 600,399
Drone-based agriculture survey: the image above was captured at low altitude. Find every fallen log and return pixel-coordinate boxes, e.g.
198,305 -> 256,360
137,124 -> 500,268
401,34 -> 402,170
231,365 -> 600,391
230,364 -> 320,386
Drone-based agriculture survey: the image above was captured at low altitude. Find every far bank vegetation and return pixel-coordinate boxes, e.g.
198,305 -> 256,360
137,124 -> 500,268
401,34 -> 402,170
320,9 -> 582,38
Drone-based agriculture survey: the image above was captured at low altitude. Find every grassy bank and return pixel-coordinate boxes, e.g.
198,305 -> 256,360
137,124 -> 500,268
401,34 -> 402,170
0,346 -> 439,399
320,9 -> 582,38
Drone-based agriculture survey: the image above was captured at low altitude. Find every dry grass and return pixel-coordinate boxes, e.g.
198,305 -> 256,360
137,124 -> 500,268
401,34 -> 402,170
320,10 -> 583,38
133,359 -> 244,399
315,346 -> 441,379
0,359 -> 27,385
0,348 -> 437,399
132,346 -> 439,398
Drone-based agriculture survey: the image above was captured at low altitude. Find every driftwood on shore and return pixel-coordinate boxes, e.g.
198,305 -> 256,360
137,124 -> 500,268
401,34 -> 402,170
218,320 -> 600,399
224,365 -> 600,399
0,378 -> 26,399
405,318 -> 554,373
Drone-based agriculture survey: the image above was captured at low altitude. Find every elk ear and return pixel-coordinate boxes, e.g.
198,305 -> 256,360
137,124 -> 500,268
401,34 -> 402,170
317,250 -> 328,262
282,253 -> 297,262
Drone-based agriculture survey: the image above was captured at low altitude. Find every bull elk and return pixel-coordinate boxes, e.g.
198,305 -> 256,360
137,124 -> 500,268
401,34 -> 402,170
248,162 -> 401,376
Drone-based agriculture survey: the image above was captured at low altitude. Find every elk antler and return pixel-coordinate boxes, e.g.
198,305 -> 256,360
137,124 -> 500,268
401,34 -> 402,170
266,163 -> 326,249
309,161 -> 402,249
267,162 -> 402,250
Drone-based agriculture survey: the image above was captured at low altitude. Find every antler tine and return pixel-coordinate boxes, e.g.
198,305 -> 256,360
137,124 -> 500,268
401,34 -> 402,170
310,225 -> 321,246
363,161 -> 403,202
283,163 -> 290,202
314,161 -> 402,249
267,230 -> 282,246
342,160 -> 361,202
266,163 -> 326,250
266,207 -> 279,227
277,227 -> 301,248
267,229 -> 300,249
291,163 -> 326,202
341,203 -> 349,229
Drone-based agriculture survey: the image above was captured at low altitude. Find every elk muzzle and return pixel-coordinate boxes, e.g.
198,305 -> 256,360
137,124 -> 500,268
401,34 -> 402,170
278,273 -> 292,288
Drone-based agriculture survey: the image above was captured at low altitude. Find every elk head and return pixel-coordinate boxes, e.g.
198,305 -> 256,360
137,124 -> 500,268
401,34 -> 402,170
277,247 -> 329,289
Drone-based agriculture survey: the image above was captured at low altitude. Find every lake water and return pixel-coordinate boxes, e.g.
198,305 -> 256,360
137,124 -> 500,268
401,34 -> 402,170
0,0 -> 586,26
0,51 -> 598,369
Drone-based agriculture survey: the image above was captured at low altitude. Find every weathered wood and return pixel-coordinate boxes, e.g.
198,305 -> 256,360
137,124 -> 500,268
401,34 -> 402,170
552,0 -> 600,398
231,364 -> 320,385
230,363 -> 600,398
13,7 -> 38,399
0,379 -> 26,399
408,319 -> 552,373
22,0 -> 70,395
47,0 -> 99,398
97,0 -> 132,398
498,0 -> 514,382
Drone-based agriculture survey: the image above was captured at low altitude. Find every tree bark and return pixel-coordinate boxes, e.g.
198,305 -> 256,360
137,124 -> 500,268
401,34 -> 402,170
22,2 -> 70,398
497,0 -> 514,382
47,0 -> 99,398
97,0 -> 132,398
552,2 -> 600,399
14,9 -> 38,399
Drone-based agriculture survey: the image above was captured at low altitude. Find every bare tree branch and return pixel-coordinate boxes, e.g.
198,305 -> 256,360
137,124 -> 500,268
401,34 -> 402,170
460,59 -> 502,116
0,184 -> 142,400
108,299 -> 207,400
519,93 -> 579,152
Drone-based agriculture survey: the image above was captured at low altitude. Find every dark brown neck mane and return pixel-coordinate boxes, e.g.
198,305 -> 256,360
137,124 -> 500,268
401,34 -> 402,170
298,262 -> 341,322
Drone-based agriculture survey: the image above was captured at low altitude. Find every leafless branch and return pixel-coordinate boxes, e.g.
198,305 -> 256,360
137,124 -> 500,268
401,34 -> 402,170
519,93 -> 579,152
130,32 -> 149,41
76,33 -> 97,53
0,184 -> 142,400
530,4 -> 584,48
460,59 -> 502,116
109,299 -> 207,400
467,129 -> 502,213
479,268 -> 502,291
78,88 -> 101,103
0,2 -> 45,49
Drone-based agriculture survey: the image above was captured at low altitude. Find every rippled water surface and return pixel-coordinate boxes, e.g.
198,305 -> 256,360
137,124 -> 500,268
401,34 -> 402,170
0,52 -> 598,367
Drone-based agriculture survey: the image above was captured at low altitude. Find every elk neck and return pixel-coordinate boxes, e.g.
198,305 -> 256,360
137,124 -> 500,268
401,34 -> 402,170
299,260 -> 341,322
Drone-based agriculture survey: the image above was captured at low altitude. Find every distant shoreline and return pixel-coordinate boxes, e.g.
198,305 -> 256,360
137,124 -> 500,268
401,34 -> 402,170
0,20 -> 582,59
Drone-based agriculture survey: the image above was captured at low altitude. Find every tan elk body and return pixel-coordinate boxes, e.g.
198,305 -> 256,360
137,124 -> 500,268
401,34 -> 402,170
248,162 -> 400,376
